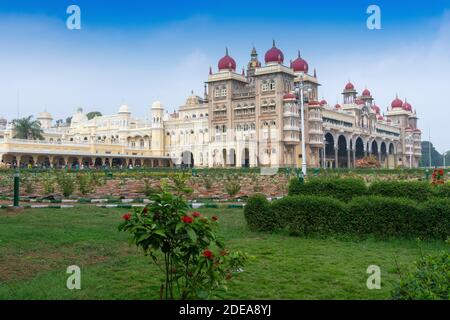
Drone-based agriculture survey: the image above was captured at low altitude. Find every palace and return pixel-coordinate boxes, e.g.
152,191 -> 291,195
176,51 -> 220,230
0,42 -> 422,169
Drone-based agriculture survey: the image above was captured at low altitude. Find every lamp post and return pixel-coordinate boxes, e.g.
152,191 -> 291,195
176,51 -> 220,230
295,75 -> 307,176
13,169 -> 20,207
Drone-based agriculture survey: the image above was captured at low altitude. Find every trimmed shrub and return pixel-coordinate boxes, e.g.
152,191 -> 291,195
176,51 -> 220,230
392,251 -> 450,300
433,182 -> 450,198
369,180 -> 432,202
418,199 -> 450,240
346,196 -> 420,238
244,194 -> 274,232
271,195 -> 346,236
288,177 -> 367,202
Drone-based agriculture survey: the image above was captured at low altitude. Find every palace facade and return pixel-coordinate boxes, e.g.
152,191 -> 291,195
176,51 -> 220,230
0,42 -> 422,169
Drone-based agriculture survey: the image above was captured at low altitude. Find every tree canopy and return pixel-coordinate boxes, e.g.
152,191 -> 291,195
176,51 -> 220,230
12,116 -> 44,140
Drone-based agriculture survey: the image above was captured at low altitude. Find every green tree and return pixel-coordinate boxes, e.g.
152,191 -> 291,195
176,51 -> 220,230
86,111 -> 102,120
12,116 -> 44,140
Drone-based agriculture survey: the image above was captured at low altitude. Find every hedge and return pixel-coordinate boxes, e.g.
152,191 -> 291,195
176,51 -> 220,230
271,195 -> 346,236
433,183 -> 450,199
288,177 -> 367,202
243,193 -> 274,232
346,196 -> 421,238
244,194 -> 450,239
418,199 -> 450,239
368,181 -> 432,202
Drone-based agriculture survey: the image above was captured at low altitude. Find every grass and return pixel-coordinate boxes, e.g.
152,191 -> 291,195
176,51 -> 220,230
0,206 -> 448,299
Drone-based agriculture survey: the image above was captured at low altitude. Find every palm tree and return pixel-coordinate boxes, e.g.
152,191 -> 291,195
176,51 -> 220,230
12,116 -> 44,140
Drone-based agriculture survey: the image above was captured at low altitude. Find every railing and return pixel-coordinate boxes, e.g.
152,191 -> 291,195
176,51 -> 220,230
283,125 -> 300,131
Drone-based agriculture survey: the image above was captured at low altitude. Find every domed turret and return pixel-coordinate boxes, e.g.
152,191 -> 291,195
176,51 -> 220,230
402,99 -> 412,112
344,82 -> 355,91
218,48 -> 236,71
291,50 -> 308,73
362,88 -> 371,97
391,95 -> 403,109
185,91 -> 200,106
118,104 -> 130,114
264,40 -> 284,64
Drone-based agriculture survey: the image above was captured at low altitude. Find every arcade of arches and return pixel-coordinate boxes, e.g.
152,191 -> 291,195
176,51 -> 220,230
322,133 -> 397,168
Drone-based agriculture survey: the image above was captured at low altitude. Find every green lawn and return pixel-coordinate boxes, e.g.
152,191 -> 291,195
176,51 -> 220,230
0,206 -> 447,299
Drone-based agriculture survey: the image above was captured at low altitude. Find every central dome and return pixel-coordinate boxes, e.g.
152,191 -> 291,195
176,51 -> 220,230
265,40 -> 284,64
344,82 -> 355,91
218,48 -> 236,71
391,96 -> 403,109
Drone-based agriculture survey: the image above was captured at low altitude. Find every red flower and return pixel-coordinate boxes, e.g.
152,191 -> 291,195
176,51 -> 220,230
212,215 -> 219,221
203,249 -> 214,260
182,215 -> 193,224
192,212 -> 201,218
439,169 -> 444,176
122,213 -> 132,221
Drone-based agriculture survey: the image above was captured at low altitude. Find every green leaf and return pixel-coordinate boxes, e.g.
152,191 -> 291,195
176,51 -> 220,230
187,228 -> 197,242
154,229 -> 167,238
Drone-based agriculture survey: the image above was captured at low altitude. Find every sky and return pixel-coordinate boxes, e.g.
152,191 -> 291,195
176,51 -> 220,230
0,0 -> 449,151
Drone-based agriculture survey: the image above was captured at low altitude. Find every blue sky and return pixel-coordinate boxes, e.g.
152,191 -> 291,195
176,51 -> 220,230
0,0 -> 449,150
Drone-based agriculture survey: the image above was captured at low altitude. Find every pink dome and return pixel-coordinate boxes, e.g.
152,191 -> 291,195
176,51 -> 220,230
320,99 -> 327,106
283,93 -> 296,100
292,50 -> 308,73
377,115 -> 384,120
345,82 -> 355,90
391,96 -> 403,109
335,103 -> 341,109
371,104 -> 380,114
362,88 -> 371,96
218,48 -> 236,71
265,40 -> 284,64
403,100 -> 412,111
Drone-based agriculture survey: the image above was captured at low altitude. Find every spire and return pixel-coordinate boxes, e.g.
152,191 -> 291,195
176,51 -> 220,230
272,39 -> 276,47
242,67 -> 245,76
225,47 -> 229,56
313,68 -> 317,78
191,89 -> 194,95
298,50 -> 301,58
289,59 -> 292,68
209,66 -> 212,75
251,45 -> 257,56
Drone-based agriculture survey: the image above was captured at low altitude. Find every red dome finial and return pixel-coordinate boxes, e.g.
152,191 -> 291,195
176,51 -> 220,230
402,98 -> 412,111
391,94 -> 403,109
362,88 -> 371,96
265,40 -> 284,64
218,47 -> 236,71
344,81 -> 355,90
292,49 -> 309,73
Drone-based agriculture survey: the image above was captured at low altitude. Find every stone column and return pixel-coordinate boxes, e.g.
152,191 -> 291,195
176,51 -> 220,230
347,149 -> 351,168
352,149 -> 356,168
334,146 -> 339,168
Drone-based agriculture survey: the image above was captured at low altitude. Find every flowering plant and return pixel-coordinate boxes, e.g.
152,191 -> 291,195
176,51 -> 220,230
432,168 -> 445,185
118,173 -> 247,299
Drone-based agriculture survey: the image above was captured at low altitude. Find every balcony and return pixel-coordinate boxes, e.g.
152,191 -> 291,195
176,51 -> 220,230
283,136 -> 300,144
309,129 -> 323,135
283,125 -> 300,131
283,111 -> 299,117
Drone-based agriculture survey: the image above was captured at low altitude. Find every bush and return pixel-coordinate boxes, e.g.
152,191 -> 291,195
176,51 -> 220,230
271,195 -> 346,236
369,181 -> 432,202
76,173 -> 92,195
288,177 -> 367,202
392,251 -> 450,300
418,199 -> 450,240
56,172 -> 76,197
433,182 -> 450,198
346,196 -> 420,238
244,194 -> 275,232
